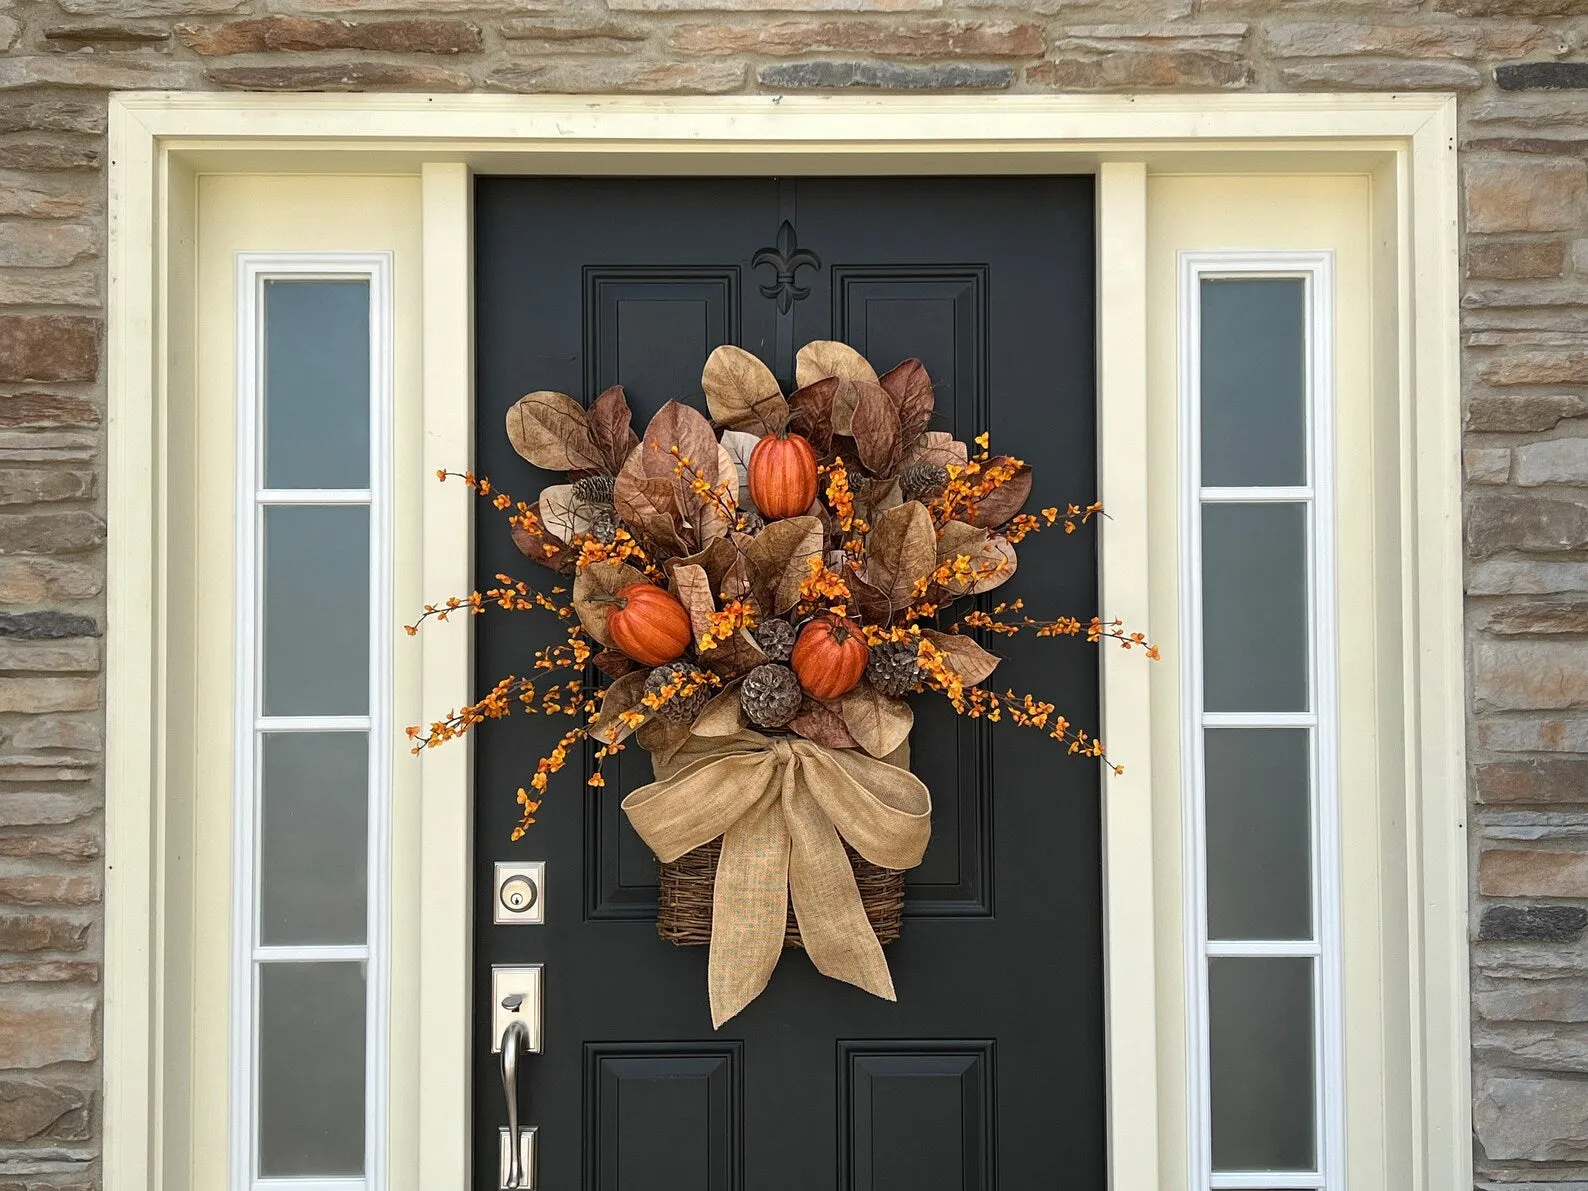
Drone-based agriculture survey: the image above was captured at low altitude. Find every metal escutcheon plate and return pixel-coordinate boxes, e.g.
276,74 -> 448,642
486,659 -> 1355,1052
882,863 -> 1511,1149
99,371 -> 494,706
498,1124 -> 537,1190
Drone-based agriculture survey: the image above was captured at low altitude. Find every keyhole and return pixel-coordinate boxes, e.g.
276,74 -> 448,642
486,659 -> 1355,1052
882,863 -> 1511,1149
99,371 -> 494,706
500,875 -> 537,914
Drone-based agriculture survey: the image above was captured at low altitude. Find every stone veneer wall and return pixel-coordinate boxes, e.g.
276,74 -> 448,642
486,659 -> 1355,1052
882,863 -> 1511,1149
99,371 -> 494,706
1,0 -> 1587,1185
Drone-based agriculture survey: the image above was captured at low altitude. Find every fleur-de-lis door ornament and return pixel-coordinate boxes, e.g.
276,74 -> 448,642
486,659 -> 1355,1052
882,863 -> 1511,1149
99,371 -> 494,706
752,220 -> 821,314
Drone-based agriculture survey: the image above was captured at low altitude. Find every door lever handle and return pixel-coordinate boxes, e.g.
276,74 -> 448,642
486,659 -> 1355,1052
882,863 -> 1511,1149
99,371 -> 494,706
499,1016 -> 531,1189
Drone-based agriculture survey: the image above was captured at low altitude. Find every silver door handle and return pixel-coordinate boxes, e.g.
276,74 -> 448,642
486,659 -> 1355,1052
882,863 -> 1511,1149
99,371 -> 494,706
499,1017 -> 531,1189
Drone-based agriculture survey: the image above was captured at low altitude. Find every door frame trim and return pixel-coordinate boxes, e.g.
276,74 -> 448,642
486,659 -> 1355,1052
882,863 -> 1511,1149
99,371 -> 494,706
103,93 -> 1465,1191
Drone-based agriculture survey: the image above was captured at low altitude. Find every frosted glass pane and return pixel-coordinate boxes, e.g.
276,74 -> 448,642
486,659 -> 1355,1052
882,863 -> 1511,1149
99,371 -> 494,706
1200,278 -> 1307,488
262,505 -> 369,716
1205,728 -> 1312,941
258,961 -> 366,1177
1209,957 -> 1315,1172
259,733 -> 368,946
263,280 -> 370,490
1202,503 -> 1308,713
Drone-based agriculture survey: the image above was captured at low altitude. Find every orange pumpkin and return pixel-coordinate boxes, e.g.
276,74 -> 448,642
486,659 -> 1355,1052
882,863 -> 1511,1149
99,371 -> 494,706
748,432 -> 819,520
607,583 -> 692,666
790,614 -> 870,700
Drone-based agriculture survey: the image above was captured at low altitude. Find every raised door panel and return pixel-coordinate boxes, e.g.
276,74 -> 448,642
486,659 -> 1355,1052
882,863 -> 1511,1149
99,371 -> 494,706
586,1043 -> 743,1191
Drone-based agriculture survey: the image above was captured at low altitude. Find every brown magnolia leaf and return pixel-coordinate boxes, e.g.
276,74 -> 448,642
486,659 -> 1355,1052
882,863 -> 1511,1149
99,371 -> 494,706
920,628 -> 1001,686
587,670 -> 649,746
671,563 -> 716,644
588,385 -> 641,475
865,501 -> 937,610
934,524 -> 1016,596
787,377 -> 838,459
936,519 -> 988,564
907,431 -> 969,470
506,391 -> 604,472
700,626 -> 768,679
593,648 -> 640,680
637,716 -> 694,768
879,358 -> 936,447
854,476 -> 902,528
642,400 -> 722,486
745,515 -> 824,615
571,559 -> 646,647
510,503 -> 577,574
692,680 -> 746,737
702,345 -> 788,436
964,536 -> 1017,594
790,699 -> 861,749
795,340 -> 879,390
614,455 -> 690,554
690,442 -> 740,543
663,537 -> 740,599
965,459 -> 1033,529
844,565 -> 894,628
718,553 -> 751,602
851,381 -> 903,478
836,680 -> 914,759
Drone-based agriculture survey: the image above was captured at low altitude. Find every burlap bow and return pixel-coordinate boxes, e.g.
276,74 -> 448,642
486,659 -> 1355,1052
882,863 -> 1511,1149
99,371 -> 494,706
622,729 -> 932,1028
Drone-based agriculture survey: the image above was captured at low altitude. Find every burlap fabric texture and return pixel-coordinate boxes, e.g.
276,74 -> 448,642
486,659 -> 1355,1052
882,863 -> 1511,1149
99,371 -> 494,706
621,729 -> 932,1028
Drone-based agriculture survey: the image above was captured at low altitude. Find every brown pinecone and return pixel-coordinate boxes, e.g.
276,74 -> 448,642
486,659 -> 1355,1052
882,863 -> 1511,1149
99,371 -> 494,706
736,508 -> 766,535
740,663 -> 801,728
572,474 -> 616,506
590,504 -> 619,544
752,618 -> 796,663
901,462 -> 949,502
866,639 -> 921,697
644,665 -> 711,725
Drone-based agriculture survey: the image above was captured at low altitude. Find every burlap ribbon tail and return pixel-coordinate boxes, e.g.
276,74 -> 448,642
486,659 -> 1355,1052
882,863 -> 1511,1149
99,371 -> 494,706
621,729 -> 932,1028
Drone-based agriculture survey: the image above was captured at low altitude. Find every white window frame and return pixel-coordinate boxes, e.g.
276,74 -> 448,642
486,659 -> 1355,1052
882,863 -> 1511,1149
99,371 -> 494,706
1178,252 -> 1343,1191
231,252 -> 395,1191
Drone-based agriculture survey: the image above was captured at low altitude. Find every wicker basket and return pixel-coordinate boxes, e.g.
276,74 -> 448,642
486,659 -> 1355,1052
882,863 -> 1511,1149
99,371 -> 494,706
656,836 -> 905,949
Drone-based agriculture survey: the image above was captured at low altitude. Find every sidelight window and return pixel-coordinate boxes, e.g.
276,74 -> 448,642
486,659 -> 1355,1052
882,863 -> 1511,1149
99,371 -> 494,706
1179,255 -> 1343,1191
232,256 -> 392,1191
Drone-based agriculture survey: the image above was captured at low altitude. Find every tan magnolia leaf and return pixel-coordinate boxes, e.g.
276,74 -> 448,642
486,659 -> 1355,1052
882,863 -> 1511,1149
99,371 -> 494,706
692,680 -> 746,737
718,553 -> 752,602
965,459 -> 1033,529
787,377 -> 838,458
844,566 -> 894,627
571,559 -> 646,647
539,483 -> 600,543
851,381 -> 903,478
795,340 -> 880,390
919,628 -> 1001,686
510,503 -> 577,575
906,431 -> 969,470
879,358 -> 936,446
836,681 -> 914,759
664,537 -> 742,600
719,430 -> 762,511
587,670 -> 649,746
935,519 -> 988,563
691,442 -> 740,542
593,648 -> 640,680
702,345 -> 788,436
963,536 -> 1017,594
506,391 -> 604,472
671,563 -> 716,644
865,501 -> 937,610
642,400 -> 722,487
588,385 -> 640,475
790,699 -> 861,750
745,515 -> 824,615
933,520 -> 1015,595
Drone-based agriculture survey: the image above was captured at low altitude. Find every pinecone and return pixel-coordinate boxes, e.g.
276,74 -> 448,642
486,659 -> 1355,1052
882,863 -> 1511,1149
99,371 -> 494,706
590,504 -> 619,544
572,474 -> 616,507
752,618 -> 796,663
866,639 -> 921,697
643,665 -> 711,725
901,462 -> 949,502
740,664 -> 801,728
736,508 -> 766,536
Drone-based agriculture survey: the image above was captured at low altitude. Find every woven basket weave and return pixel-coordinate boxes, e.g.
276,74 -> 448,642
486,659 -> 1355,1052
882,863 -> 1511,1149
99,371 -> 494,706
656,836 -> 905,949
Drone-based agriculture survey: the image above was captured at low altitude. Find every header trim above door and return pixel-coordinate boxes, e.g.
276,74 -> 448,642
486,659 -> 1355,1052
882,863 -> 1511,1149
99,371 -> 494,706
103,93 -> 1465,1191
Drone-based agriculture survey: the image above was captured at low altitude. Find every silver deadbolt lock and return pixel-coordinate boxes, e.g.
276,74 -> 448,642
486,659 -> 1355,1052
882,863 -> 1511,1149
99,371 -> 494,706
494,862 -> 545,925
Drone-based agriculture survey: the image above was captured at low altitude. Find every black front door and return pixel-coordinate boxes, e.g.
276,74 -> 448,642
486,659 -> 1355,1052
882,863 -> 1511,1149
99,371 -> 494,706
473,176 -> 1101,1190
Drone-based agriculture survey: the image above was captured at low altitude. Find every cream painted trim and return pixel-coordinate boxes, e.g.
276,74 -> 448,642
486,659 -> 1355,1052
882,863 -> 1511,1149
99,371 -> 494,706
103,93 -> 1468,1191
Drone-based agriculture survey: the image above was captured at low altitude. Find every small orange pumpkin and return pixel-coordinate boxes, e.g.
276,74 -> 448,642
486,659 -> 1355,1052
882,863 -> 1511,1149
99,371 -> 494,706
748,432 -> 819,521
790,614 -> 870,700
607,583 -> 692,666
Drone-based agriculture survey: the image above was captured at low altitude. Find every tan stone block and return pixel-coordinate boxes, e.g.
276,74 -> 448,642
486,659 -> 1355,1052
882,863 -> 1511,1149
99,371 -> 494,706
1482,848 -> 1588,896
0,835 -> 100,863
0,678 -> 99,715
0,512 -> 106,555
759,60 -> 1011,88
0,470 -> 95,507
1468,159 -> 1588,234
1277,59 -> 1482,90
0,99 -> 105,137
0,638 -> 100,671
0,394 -> 99,430
1476,1075 -> 1588,1161
0,960 -> 98,983
0,992 -> 96,1067
61,0 -> 242,12
1482,351 -> 1588,386
1469,560 -> 1588,595
1476,717 -> 1588,752
0,559 -> 103,602
0,56 -> 199,90
0,876 -> 99,908
1478,972 -> 1588,1022
1439,0 -> 1588,13
0,429 -> 98,463
0,914 -> 89,954
1467,495 -> 1588,557
207,61 -> 474,91
0,143 -> 99,173
612,0 -> 939,13
1482,601 -> 1588,635
42,22 -> 174,46
1476,758 -> 1588,803
0,226 -> 95,271
0,185 -> 95,221
0,318 -> 98,384
1516,438 -> 1588,486
1265,21 -> 1564,59
287,0 -> 575,10
0,269 -> 101,308
1029,49 -> 1247,89
670,18 -> 1043,56
1467,240 -> 1566,280
1467,393 -> 1588,431
1474,639 -> 1588,710
499,17 -> 648,39
489,61 -> 746,92
0,1079 -> 88,1143
177,16 -> 482,54
0,792 -> 97,827
1465,447 -> 1511,485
